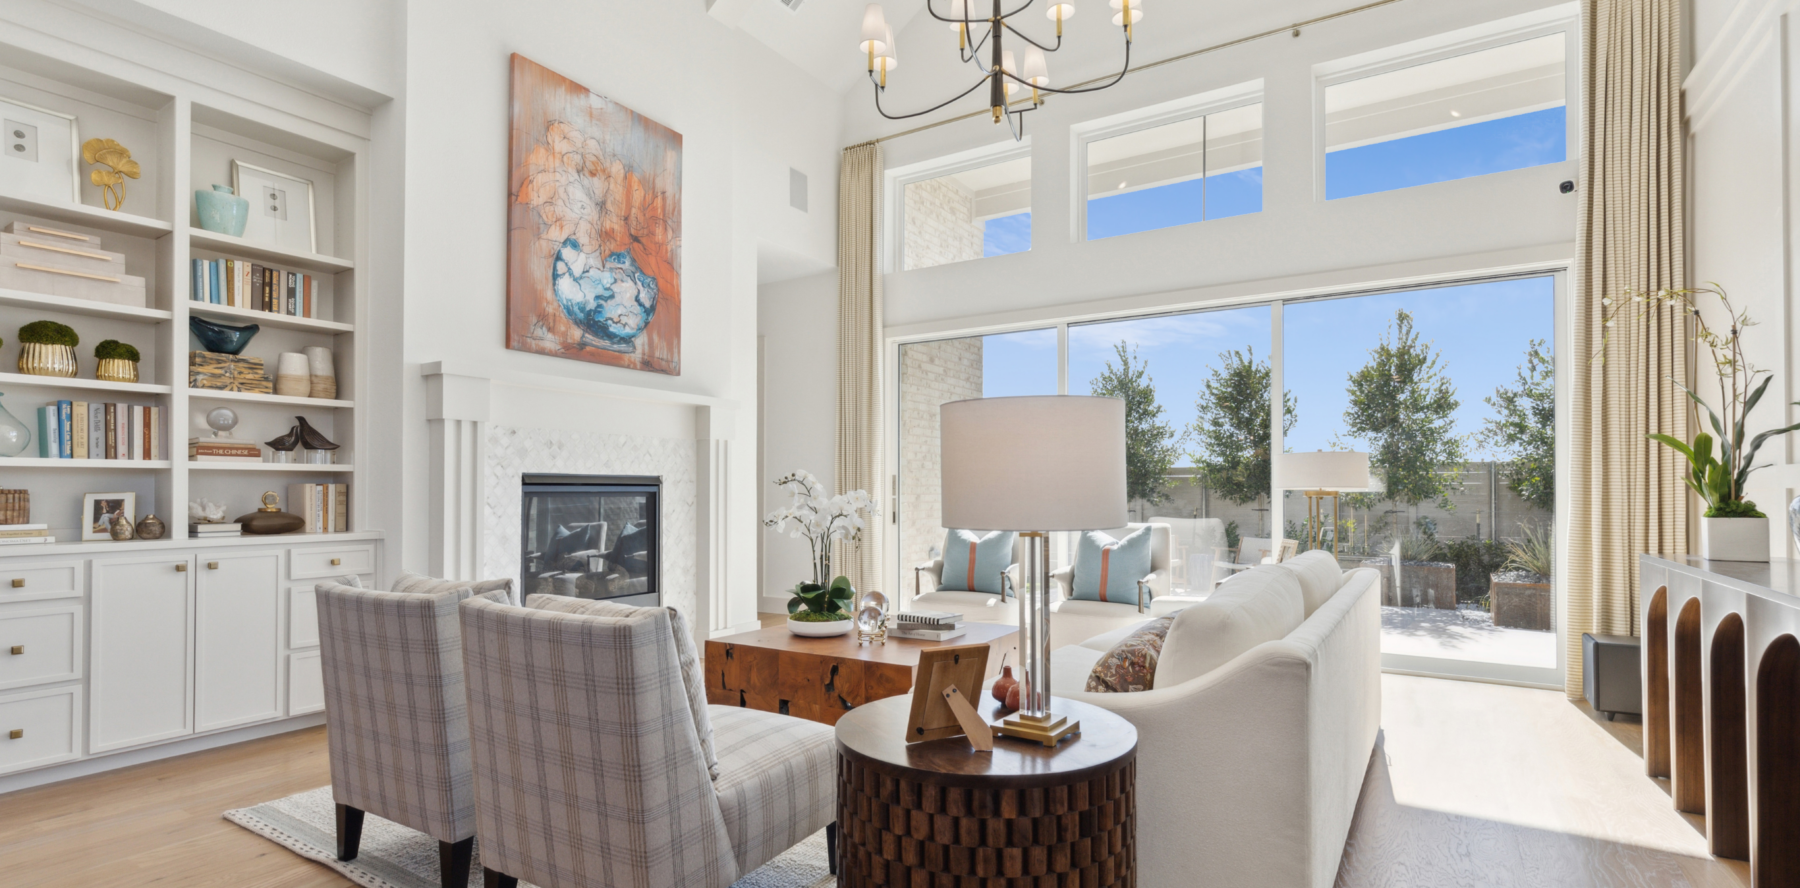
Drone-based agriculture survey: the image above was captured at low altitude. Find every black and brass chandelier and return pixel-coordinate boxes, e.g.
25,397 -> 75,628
860,0 -> 1142,139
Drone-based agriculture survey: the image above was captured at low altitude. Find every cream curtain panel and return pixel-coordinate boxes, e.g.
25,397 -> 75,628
1567,0 -> 1689,699
837,142 -> 885,594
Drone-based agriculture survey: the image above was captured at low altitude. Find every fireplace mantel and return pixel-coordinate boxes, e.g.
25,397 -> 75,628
420,363 -> 756,645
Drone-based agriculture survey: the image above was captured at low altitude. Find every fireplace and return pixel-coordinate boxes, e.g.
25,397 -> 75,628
520,474 -> 661,607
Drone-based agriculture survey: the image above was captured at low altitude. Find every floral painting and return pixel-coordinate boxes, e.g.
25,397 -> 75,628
508,54 -> 681,375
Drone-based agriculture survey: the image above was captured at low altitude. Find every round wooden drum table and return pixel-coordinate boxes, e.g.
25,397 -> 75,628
834,695 -> 1137,888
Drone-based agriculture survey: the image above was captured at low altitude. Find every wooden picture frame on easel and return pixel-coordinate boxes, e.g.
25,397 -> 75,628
905,643 -> 994,750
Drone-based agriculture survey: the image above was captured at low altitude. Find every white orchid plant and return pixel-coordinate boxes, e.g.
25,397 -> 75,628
763,470 -> 878,619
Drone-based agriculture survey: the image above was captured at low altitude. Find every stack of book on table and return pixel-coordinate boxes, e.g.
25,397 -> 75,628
889,610 -> 967,641
189,437 -> 262,463
190,522 -> 242,539
37,400 -> 163,460
0,524 -> 53,546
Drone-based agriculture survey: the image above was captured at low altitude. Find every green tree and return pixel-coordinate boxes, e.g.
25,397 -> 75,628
1187,347 -> 1296,506
1089,342 -> 1181,505
1340,310 -> 1466,510
1482,340 -> 1554,513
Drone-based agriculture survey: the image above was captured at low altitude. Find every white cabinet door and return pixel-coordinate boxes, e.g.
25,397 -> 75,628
90,556 -> 193,753
195,551 -> 282,732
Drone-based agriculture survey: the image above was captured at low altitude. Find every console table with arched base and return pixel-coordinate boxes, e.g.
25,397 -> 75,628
1641,555 -> 1800,886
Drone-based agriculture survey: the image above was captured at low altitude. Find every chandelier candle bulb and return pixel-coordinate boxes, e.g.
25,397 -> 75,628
860,4 -> 888,55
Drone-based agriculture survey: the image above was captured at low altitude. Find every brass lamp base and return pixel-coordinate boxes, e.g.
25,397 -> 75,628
995,711 -> 1081,748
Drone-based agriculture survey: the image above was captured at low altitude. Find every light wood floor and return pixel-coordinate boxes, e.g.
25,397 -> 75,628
0,671 -> 1747,887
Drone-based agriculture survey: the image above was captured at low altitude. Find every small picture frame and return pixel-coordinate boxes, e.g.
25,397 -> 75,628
83,492 -> 136,541
2,96 -> 80,205
905,643 -> 992,746
232,160 -> 317,254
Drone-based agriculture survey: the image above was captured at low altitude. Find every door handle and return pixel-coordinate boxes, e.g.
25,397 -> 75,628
330,558 -> 342,566
175,563 -> 187,572
8,646 -> 21,655
207,562 -> 219,570
9,578 -> 21,588
7,729 -> 20,740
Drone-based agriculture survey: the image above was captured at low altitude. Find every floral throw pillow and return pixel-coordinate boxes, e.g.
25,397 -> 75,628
1085,617 -> 1176,693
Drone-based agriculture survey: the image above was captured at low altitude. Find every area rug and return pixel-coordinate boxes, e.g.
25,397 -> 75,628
226,787 -> 834,888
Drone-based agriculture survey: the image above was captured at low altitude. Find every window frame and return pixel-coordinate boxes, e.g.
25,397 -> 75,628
1069,80 -> 1265,244
885,138 -> 1035,274
1311,11 -> 1580,202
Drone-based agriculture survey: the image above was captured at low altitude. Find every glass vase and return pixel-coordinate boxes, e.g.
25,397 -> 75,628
0,395 -> 31,458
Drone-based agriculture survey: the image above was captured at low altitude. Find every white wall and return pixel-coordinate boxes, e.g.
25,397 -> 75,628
758,270 -> 838,609
1687,0 -> 1800,555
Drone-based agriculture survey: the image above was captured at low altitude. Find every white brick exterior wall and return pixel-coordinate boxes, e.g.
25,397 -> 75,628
904,176 -> 985,271
898,337 -> 984,601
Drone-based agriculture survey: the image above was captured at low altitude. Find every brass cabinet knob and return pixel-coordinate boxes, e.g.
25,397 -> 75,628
7,729 -> 20,740
330,558 -> 342,566
9,578 -> 21,588
8,646 -> 21,655
175,563 -> 188,572
207,562 -> 219,570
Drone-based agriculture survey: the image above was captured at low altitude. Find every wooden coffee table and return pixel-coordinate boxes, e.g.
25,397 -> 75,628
703,622 -> 1020,726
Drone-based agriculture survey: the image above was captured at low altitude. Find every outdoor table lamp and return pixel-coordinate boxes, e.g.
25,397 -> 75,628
1279,451 -> 1371,556
940,395 -> 1127,747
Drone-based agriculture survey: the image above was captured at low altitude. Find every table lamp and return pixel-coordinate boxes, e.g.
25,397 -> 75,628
940,396 -> 1126,747
1278,451 -> 1370,556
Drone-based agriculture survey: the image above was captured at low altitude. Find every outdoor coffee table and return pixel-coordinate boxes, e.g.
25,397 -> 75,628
703,622 -> 1020,726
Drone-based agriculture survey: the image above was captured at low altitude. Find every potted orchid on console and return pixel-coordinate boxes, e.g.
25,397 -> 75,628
1605,285 -> 1800,561
763,470 -> 878,636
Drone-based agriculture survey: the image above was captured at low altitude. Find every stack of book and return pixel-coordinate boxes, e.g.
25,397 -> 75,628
190,521 -> 242,539
287,483 -> 349,533
0,524 -> 52,546
190,258 -> 321,319
889,610 -> 967,641
36,401 -> 163,460
189,437 -> 262,463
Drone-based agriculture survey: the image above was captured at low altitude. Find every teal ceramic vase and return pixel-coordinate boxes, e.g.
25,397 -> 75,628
195,184 -> 249,237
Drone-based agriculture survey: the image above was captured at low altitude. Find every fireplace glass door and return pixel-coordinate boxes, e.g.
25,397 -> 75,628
521,475 -> 660,608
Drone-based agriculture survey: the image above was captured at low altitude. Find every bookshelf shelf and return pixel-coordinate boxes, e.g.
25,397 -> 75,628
185,389 -> 353,409
0,193 -> 174,238
0,458 -> 171,469
187,462 -> 354,472
0,372 -> 172,396
0,287 -> 173,323
189,303 -> 353,334
188,228 -> 354,274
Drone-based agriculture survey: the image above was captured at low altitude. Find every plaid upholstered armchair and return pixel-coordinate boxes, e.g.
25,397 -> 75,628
313,573 -> 514,888
459,593 -> 838,888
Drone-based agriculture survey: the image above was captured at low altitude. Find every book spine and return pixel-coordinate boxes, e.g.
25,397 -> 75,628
264,267 -> 273,312
88,403 -> 103,459
150,406 -> 161,461
336,484 -> 347,532
57,400 -> 71,458
190,259 -> 200,301
242,262 -> 251,309
37,407 -> 53,459
141,407 -> 151,460
302,274 -> 312,318
223,259 -> 233,307
70,402 -> 86,460
287,272 -> 297,315
104,404 -> 116,460
251,265 -> 263,312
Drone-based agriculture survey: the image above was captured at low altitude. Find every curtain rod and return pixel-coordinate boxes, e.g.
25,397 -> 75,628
859,0 -> 1408,146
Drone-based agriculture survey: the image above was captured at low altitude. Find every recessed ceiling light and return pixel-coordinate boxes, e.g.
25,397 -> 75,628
1118,181 -> 1128,189
1450,110 -> 1462,117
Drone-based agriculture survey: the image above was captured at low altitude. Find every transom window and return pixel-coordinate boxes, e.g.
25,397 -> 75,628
1081,99 -> 1264,241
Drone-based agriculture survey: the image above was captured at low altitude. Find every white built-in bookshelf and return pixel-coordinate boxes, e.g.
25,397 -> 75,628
0,51 -> 369,547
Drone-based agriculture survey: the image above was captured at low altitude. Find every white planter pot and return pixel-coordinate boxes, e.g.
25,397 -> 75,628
787,616 -> 854,637
1700,516 -> 1770,562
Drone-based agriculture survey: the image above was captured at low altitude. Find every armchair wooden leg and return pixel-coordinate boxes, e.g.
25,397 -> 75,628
335,804 -> 365,861
827,821 -> 839,875
483,867 -> 518,888
439,838 -> 473,888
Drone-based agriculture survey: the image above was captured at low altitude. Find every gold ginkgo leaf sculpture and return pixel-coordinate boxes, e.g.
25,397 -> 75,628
81,138 -> 141,211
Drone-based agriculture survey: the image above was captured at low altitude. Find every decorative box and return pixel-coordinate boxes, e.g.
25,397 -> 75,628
0,223 -> 147,308
189,351 -> 274,394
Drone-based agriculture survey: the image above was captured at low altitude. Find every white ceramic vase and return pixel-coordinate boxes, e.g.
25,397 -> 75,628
274,352 -> 310,398
304,346 -> 336,400
1699,516 -> 1769,562
787,616 -> 854,637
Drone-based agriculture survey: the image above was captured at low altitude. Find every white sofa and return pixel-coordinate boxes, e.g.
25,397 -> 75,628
1046,523 -> 1172,649
911,536 -> 1026,624
1046,552 -> 1381,888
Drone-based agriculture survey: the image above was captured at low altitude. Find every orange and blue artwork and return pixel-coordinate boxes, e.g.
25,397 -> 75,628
508,53 -> 681,375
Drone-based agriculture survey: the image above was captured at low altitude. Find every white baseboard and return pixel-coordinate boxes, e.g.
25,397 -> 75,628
0,713 -> 326,796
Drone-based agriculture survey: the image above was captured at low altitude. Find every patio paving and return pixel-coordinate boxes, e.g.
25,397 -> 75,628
1381,605 -> 1556,668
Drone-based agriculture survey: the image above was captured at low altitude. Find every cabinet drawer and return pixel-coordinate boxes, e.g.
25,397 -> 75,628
290,546 -> 374,580
287,586 -> 319,649
0,562 -> 79,603
0,606 -> 81,691
0,686 -> 81,776
288,651 -> 323,715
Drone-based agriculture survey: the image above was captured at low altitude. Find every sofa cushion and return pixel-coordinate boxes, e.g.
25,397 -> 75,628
1078,621 -> 1154,652
1086,616 -> 1176,693
1071,526 -> 1154,604
939,530 -> 1017,595
526,594 -> 719,781
913,590 -> 1014,623
1279,550 -> 1343,616
391,571 -> 517,604
1047,644 -> 1108,693
1155,564 -> 1304,687
709,705 -> 837,874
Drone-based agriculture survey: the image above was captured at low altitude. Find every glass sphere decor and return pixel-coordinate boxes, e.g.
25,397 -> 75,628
854,590 -> 890,645
205,406 -> 240,437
